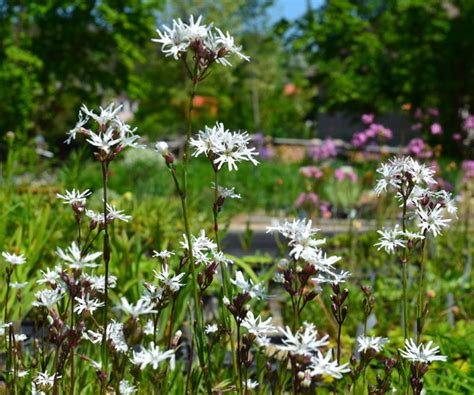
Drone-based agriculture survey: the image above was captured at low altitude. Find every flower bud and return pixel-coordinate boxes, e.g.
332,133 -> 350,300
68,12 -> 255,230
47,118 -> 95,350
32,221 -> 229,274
155,141 -> 169,155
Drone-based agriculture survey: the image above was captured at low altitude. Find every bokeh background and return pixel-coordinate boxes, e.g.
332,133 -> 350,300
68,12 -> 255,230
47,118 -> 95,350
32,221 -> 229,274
1,0 -> 474,159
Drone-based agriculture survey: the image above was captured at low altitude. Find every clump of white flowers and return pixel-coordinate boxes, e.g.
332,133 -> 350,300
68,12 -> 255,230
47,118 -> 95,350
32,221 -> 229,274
267,218 -> 348,284
153,15 -> 249,67
190,122 -> 259,171
374,156 -> 456,254
65,103 -> 142,158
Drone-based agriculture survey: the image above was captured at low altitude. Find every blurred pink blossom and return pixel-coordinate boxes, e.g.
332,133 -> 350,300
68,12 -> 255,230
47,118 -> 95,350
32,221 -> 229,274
310,139 -> 337,161
335,167 -> 358,183
430,123 -> 443,135
462,160 -> 474,180
295,192 -> 319,208
299,166 -> 323,179
361,113 -> 374,125
407,138 -> 432,158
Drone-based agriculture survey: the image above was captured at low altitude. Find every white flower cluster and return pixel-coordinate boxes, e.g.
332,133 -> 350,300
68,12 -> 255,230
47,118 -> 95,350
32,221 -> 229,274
130,342 -> 176,370
190,122 -> 259,171
357,335 -> 389,353
241,311 -> 277,346
399,338 -> 447,363
231,271 -> 266,300
278,323 -> 350,382
153,15 -> 249,66
181,229 -> 232,266
374,157 -> 457,253
267,218 -> 349,284
56,189 -> 91,206
152,264 -> 186,293
65,103 -> 142,153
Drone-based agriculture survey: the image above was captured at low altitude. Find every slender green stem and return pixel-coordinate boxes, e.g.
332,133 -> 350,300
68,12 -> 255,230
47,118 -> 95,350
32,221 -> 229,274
401,196 -> 409,339
237,323 -> 243,395
416,235 -> 427,342
178,79 -> 212,394
100,161 -> 110,395
70,297 -> 75,395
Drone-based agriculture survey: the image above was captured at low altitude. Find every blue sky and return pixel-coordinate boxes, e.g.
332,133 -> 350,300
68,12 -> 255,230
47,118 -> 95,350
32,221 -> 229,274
271,0 -> 324,21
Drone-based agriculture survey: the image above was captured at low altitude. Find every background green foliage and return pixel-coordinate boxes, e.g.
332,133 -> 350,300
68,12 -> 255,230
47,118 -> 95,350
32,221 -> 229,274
283,0 -> 474,138
1,0 -> 474,148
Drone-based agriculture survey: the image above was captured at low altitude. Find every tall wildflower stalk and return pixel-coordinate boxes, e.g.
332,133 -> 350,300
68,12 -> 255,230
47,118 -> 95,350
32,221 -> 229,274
153,14 -> 250,391
65,102 -> 141,392
374,156 -> 456,391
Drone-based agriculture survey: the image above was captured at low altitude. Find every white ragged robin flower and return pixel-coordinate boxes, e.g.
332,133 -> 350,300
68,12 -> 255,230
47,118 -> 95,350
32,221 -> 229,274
230,271 -> 266,300
357,335 -> 389,353
66,103 -> 142,157
105,203 -> 132,223
153,15 -> 249,67
152,249 -> 175,260
33,371 -> 57,392
374,156 -> 436,196
130,342 -> 176,370
181,229 -> 218,265
309,349 -> 351,379
81,103 -> 122,126
56,189 -> 91,206
152,15 -> 209,60
56,242 -> 101,269
153,264 -> 185,293
399,338 -> 447,363
415,204 -> 451,237
243,379 -> 258,390
205,323 -> 218,334
67,110 -> 89,144
37,266 -> 62,286
213,27 -> 250,65
374,225 -> 406,254
190,122 -> 259,171
32,288 -> 65,309
212,182 -> 241,199
119,379 -> 137,395
107,320 -> 129,353
2,251 -> 26,265
241,311 -> 277,346
266,218 -> 325,260
277,322 -> 329,357
81,273 -> 117,293
74,294 -> 104,315
119,297 -> 157,317
11,281 -> 28,289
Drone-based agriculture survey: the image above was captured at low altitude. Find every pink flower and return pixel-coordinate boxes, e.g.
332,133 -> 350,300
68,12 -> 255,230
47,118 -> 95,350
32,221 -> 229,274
407,138 -> 432,158
430,123 -> 443,135
351,132 -> 367,148
464,116 -> 474,129
295,193 -> 306,208
310,139 -> 337,161
295,192 -> 319,208
299,166 -> 323,179
334,167 -> 358,183
361,113 -> 374,125
411,123 -> 423,131
453,133 -> 462,141
320,202 -> 331,219
462,160 -> 474,180
334,168 -> 345,182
